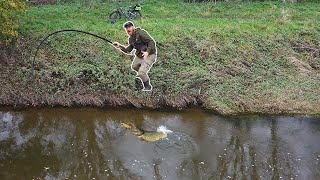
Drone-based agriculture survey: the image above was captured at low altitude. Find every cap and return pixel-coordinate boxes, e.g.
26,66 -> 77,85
124,21 -> 134,28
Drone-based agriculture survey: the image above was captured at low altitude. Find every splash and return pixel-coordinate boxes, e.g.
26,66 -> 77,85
157,125 -> 173,134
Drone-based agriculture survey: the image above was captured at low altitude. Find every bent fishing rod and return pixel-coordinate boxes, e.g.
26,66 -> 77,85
31,29 -> 115,83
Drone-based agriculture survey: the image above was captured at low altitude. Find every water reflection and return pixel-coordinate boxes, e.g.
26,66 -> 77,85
0,108 -> 319,179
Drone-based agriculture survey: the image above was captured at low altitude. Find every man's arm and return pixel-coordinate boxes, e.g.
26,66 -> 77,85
120,44 -> 134,54
113,42 -> 134,54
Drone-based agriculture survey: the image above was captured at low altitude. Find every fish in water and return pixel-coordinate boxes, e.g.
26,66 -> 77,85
120,123 -> 169,142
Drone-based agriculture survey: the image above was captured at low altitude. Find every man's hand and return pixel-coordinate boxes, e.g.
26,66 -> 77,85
142,51 -> 149,60
113,42 -> 120,48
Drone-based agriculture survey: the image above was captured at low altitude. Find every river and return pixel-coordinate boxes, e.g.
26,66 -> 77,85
0,108 -> 319,179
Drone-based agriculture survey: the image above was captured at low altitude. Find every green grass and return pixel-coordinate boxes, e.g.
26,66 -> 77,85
14,0 -> 320,114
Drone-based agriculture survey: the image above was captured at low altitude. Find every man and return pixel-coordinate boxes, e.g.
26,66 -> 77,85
113,21 -> 157,91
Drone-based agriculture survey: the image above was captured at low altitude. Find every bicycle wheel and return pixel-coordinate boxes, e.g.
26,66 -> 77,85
109,11 -> 121,24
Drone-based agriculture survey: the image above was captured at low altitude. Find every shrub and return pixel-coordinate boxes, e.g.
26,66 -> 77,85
0,0 -> 27,45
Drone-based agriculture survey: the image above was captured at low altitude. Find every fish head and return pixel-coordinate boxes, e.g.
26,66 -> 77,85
120,122 -> 133,129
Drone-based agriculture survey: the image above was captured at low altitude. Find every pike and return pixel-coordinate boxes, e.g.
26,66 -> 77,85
121,122 -> 168,142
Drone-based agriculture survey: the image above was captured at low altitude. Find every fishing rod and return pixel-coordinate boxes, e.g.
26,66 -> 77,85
31,29 -> 115,84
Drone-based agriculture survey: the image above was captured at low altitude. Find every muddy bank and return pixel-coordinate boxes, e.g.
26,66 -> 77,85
1,86 -> 319,115
1,34 -> 319,116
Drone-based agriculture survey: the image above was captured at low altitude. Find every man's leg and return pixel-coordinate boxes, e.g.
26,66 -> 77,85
137,54 -> 156,91
131,56 -> 143,90
131,56 -> 142,73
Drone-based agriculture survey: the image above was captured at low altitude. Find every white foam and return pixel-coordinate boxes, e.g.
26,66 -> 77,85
157,125 -> 173,134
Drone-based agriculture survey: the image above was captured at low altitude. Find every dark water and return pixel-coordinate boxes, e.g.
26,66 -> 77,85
0,108 -> 319,180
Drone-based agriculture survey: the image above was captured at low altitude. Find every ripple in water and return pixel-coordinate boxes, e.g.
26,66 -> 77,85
155,131 -> 199,157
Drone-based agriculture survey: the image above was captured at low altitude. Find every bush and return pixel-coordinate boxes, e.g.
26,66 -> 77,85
0,0 -> 27,45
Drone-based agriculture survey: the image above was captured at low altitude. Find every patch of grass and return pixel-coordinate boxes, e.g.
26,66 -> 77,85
11,0 -> 320,114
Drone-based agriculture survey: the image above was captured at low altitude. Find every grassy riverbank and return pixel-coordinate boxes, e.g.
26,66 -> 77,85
1,0 -> 319,115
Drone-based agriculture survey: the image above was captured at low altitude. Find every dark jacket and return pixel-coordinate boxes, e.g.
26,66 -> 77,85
120,28 -> 156,58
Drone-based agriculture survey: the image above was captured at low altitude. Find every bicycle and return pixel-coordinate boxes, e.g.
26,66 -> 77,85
109,3 -> 142,24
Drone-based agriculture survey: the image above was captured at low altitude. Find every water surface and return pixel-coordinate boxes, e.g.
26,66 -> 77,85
0,108 -> 319,179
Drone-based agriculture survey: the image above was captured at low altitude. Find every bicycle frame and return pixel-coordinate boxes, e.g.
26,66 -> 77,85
116,3 -> 133,18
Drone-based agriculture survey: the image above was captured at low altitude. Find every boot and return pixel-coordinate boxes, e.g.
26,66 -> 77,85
142,80 -> 152,91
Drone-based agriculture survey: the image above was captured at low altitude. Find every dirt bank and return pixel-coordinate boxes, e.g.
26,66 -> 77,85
1,39 -> 319,116
1,1 -> 320,115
